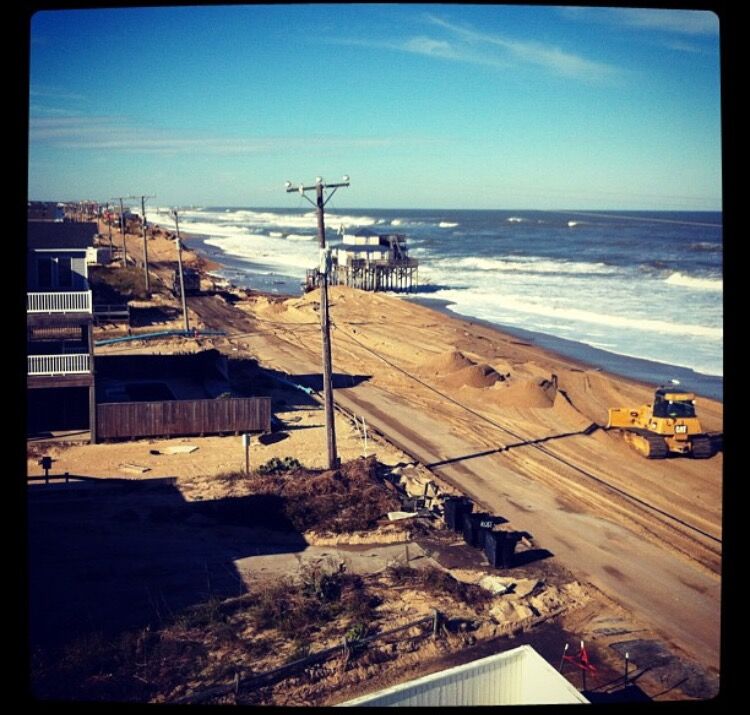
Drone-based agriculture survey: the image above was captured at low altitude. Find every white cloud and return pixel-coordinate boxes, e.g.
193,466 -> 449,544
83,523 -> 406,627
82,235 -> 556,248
425,15 -> 621,81
560,7 -> 719,37
607,8 -> 718,36
29,86 -> 87,102
29,115 -> 412,155
328,15 -> 620,82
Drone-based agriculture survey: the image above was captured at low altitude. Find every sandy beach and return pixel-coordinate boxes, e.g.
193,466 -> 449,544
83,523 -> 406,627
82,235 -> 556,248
28,222 -> 723,701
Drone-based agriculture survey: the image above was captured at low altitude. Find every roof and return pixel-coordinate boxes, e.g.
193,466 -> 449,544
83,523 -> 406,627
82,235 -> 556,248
337,245 -> 390,253
345,227 -> 406,239
28,221 -> 98,250
338,645 -> 588,706
655,388 -> 695,401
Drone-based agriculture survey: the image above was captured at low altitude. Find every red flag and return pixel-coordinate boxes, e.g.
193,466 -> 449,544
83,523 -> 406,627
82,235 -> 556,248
563,644 -> 597,672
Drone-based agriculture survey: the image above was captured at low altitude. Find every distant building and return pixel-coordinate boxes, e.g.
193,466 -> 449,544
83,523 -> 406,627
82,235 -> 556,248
27,201 -> 65,222
306,227 -> 418,292
27,221 -> 99,441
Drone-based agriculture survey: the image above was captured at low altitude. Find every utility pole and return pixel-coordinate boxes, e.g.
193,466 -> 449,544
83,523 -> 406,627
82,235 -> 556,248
285,175 -> 350,470
111,196 -> 129,267
133,194 -> 156,297
105,202 -> 113,251
169,208 -> 190,332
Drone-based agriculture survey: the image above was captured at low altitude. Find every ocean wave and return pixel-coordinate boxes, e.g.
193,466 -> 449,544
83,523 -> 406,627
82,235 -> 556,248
170,219 -> 252,239
204,233 -> 317,270
181,208 -> 378,231
286,233 -> 315,241
689,242 -> 722,252
507,217 -> 525,223
434,289 -> 722,340
567,221 -> 582,228
441,256 -> 618,275
664,272 -> 722,292
439,221 -> 459,228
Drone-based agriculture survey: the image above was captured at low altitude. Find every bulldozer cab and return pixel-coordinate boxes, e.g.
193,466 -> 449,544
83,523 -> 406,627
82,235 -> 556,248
652,389 -> 696,419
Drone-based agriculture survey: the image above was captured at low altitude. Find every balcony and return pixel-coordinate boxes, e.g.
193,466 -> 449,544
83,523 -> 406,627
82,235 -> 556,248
27,291 -> 92,314
28,353 -> 91,376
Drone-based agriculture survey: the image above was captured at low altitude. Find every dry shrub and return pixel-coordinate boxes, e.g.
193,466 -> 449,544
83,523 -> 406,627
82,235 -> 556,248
386,565 -> 493,609
219,457 -> 400,534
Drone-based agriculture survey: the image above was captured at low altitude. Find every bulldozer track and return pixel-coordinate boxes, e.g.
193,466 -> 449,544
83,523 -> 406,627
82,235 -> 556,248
624,428 -> 670,459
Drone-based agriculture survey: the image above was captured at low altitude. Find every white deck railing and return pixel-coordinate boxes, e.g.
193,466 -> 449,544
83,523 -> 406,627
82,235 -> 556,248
27,291 -> 92,314
28,353 -> 91,376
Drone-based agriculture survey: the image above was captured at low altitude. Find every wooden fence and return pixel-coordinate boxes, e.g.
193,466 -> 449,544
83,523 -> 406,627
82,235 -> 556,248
97,397 -> 271,440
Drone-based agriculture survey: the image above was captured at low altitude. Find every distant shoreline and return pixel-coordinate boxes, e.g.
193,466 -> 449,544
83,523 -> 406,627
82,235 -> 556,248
180,231 -> 723,402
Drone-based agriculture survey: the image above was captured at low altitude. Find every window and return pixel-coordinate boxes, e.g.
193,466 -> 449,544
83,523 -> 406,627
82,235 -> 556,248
57,257 -> 73,287
37,257 -> 52,288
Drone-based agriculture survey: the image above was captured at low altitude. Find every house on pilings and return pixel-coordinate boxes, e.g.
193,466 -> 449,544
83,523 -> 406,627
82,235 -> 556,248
305,227 -> 418,292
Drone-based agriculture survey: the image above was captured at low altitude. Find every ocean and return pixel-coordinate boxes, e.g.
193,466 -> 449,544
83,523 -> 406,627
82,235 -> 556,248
146,207 -> 723,400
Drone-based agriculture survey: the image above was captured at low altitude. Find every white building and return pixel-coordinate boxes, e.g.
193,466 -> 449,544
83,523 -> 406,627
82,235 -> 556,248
338,645 -> 588,707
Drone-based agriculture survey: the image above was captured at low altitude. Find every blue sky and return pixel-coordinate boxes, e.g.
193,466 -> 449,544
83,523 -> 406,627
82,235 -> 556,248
28,4 -> 722,210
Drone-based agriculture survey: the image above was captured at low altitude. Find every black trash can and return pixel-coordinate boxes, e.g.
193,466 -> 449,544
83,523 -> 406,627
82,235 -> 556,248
501,531 -> 523,568
444,496 -> 473,532
484,529 -> 506,568
463,512 -> 491,548
485,530 -> 523,568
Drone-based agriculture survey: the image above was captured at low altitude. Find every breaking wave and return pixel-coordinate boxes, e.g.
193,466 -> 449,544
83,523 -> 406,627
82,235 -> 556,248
664,272 -> 722,292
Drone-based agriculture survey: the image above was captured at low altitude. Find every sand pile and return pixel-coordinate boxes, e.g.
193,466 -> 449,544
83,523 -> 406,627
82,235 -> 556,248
419,349 -> 476,374
491,377 -> 555,408
441,363 -> 503,388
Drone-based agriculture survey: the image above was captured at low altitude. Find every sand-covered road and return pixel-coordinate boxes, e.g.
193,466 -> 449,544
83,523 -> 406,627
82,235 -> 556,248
185,286 -> 722,673
102,225 -> 722,673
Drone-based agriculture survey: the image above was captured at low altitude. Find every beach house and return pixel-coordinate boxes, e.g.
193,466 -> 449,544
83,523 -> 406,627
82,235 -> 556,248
324,227 -> 418,292
27,201 -> 65,222
27,221 -> 99,442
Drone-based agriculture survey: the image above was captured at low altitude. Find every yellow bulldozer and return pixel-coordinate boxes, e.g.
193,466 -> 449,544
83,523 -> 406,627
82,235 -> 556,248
607,385 -> 712,459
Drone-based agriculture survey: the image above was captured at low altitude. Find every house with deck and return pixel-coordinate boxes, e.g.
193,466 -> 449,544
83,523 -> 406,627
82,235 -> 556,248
305,227 -> 418,292
27,201 -> 65,222
27,221 -> 99,441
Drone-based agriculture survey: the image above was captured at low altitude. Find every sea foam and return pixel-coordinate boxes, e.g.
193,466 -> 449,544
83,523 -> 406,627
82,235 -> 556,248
665,272 -> 722,292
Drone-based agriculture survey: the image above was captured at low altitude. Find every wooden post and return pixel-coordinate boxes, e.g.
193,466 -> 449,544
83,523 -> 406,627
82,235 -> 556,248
316,183 -> 338,471
88,320 -> 97,444
581,640 -> 587,692
173,210 -> 190,332
285,178 -> 348,470
118,197 -> 127,267
243,433 -> 251,474
107,202 -> 113,251
140,195 -> 151,297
